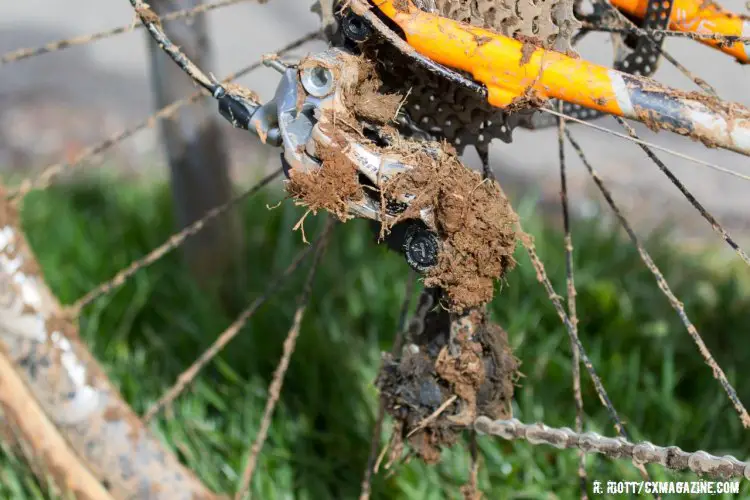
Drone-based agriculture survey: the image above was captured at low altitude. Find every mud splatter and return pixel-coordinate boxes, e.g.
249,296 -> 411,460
516,34 -> 543,66
520,42 -> 536,65
135,5 -> 163,28
222,83 -> 259,103
378,297 -> 520,462
285,54 -> 399,221
506,87 -> 548,114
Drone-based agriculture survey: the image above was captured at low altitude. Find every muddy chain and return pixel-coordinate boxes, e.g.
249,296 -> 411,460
475,417 -> 750,480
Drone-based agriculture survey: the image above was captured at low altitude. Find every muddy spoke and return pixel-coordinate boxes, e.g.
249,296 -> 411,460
581,23 -> 750,44
9,32 -> 318,201
142,240 -> 321,423
566,128 -> 750,428
557,111 -> 587,498
519,235 -> 655,483
462,431 -> 482,500
358,271 -> 417,500
69,168 -> 282,316
613,116 -> 750,268
236,219 -> 333,500
539,107 -> 750,178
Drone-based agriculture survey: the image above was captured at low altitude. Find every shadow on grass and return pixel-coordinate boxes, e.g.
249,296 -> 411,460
9,179 -> 750,499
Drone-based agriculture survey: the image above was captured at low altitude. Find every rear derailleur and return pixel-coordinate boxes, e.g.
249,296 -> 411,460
214,46 -> 440,273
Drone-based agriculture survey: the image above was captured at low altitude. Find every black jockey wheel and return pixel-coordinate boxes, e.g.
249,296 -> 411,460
403,222 -> 439,272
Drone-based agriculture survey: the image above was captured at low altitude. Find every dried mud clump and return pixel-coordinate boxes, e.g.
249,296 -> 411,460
384,153 -> 519,312
344,61 -> 403,125
285,145 -> 365,222
506,87 -> 548,114
378,301 -> 521,463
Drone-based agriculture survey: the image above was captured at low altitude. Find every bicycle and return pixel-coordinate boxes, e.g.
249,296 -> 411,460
0,0 -> 749,497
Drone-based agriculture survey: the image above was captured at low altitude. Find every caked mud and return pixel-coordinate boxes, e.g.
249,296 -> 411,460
377,293 -> 521,462
383,147 -> 518,312
285,53 -> 519,312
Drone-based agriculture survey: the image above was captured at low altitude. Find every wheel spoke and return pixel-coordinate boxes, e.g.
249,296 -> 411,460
540,107 -> 750,176
9,32 -> 318,201
557,111 -> 588,497
567,128 -> 750,428
236,218 -> 334,500
613,116 -> 750,268
142,236 -> 323,423
519,232 -> 656,483
0,0 -> 256,66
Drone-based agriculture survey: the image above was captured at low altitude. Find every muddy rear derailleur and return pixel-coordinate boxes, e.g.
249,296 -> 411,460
215,47 -> 441,273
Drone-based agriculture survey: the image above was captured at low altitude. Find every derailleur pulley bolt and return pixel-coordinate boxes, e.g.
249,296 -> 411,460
403,224 -> 439,272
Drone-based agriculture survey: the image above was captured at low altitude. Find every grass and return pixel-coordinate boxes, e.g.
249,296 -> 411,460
1,176 -> 749,499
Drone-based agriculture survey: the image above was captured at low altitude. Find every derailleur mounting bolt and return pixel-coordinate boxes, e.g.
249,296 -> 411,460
300,65 -> 335,98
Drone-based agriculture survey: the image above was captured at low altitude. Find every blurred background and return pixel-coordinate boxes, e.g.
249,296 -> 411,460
1,0 -> 750,498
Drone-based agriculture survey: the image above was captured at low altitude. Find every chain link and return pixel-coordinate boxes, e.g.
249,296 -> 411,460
475,416 -> 750,480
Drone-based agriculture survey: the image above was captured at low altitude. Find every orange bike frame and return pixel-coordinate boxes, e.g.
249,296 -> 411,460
611,0 -> 749,64
371,0 -> 750,156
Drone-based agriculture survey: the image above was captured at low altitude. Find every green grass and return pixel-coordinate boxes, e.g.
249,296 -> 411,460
2,177 -> 750,499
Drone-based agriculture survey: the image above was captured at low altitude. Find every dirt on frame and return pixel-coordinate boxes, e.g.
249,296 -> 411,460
285,51 -> 519,312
